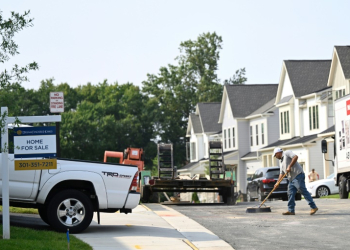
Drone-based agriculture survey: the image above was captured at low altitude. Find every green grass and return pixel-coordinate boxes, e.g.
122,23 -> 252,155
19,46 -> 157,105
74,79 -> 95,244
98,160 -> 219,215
0,225 -> 92,250
0,206 -> 38,214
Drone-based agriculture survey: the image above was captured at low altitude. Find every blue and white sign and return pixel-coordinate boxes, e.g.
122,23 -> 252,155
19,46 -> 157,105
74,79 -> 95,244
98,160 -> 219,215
13,126 -> 57,158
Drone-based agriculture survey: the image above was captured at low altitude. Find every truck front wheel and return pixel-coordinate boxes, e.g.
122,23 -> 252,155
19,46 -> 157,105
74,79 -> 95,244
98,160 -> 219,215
339,175 -> 349,199
47,189 -> 94,233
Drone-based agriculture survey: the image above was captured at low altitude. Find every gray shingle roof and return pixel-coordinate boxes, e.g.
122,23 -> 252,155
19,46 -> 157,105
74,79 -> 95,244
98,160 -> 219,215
178,160 -> 200,170
263,134 -> 319,149
284,60 -> 331,97
278,95 -> 293,105
197,103 -> 221,133
285,134 -> 318,145
190,113 -> 203,134
226,84 -> 278,118
335,46 -> 350,79
241,151 -> 258,159
248,98 -> 276,117
319,125 -> 335,135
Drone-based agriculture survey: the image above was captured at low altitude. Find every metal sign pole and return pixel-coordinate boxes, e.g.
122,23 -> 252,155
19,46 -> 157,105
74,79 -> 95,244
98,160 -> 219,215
1,107 -> 10,239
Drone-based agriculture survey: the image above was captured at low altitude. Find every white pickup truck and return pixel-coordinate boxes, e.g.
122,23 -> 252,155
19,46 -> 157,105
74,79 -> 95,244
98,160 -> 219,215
0,153 -> 140,233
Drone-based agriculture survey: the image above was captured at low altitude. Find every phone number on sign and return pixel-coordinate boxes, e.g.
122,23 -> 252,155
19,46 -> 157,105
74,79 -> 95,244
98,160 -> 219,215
14,159 -> 57,170
18,161 -> 54,168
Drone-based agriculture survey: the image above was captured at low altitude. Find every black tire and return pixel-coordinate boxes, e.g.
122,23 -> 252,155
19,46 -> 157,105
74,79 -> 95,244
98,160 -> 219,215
141,186 -> 151,203
47,189 -> 94,234
257,189 -> 265,202
316,186 -> 330,198
247,189 -> 254,202
339,175 -> 349,199
38,205 -> 49,225
295,193 -> 302,201
282,195 -> 288,201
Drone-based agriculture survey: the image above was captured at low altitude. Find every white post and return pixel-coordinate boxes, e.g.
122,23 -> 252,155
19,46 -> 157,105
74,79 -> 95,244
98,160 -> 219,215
1,107 -> 10,239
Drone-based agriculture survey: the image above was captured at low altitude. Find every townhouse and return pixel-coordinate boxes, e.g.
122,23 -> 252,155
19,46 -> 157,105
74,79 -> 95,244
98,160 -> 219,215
218,84 -> 278,192
319,46 -> 350,170
259,60 -> 332,181
179,102 -> 222,177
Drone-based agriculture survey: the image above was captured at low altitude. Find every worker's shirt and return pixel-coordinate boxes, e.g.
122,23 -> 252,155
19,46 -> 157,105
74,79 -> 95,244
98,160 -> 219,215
279,150 -> 303,181
309,171 -> 318,182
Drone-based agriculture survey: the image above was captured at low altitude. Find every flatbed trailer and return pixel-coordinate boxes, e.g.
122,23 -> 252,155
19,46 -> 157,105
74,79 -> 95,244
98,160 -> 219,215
140,142 -> 238,205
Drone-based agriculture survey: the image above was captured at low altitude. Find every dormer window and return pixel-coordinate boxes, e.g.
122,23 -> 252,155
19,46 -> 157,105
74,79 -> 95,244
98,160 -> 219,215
309,105 -> 319,130
280,111 -> 290,134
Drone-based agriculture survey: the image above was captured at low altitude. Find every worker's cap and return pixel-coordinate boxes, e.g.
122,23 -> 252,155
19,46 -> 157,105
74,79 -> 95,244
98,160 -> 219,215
273,147 -> 283,157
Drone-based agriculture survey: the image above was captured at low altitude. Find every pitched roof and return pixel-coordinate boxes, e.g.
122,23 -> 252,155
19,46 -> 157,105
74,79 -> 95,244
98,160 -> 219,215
263,134 -> 319,149
178,160 -> 200,170
226,84 -> 278,118
319,125 -> 335,135
335,46 -> 350,79
247,98 -> 276,117
241,151 -> 258,159
190,113 -> 203,134
278,95 -> 293,105
197,103 -> 221,133
284,60 -> 331,97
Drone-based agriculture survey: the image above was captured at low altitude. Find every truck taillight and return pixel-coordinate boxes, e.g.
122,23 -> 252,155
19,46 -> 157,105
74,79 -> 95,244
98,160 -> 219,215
129,172 -> 139,191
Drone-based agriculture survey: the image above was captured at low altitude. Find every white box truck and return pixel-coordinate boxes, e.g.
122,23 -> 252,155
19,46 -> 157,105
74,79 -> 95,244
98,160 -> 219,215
323,94 -> 350,198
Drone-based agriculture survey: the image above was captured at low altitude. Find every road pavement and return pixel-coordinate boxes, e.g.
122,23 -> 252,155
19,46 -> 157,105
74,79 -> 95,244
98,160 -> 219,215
169,199 -> 350,250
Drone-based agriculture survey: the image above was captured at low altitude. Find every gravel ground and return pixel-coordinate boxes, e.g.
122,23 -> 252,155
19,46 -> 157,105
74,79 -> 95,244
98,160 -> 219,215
167,199 -> 350,250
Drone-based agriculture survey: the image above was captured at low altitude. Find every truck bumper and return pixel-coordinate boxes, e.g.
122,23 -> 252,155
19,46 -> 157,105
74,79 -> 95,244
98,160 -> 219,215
124,192 -> 140,209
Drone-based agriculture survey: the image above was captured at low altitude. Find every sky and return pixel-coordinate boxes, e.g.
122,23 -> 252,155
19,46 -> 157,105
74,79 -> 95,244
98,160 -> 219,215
2,0 -> 350,90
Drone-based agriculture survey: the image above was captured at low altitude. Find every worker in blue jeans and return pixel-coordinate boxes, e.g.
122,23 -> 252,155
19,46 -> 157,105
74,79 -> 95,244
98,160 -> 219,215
273,147 -> 318,215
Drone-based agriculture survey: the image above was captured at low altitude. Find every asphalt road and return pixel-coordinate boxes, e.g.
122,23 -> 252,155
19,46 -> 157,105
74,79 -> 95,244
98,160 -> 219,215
167,199 -> 350,250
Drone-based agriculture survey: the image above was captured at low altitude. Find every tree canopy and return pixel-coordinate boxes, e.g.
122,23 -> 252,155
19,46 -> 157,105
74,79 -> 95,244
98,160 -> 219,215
1,14 -> 247,170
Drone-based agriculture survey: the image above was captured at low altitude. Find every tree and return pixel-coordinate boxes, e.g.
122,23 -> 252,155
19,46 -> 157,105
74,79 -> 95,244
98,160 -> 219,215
0,10 -> 38,89
143,32 -> 225,166
224,68 -> 247,85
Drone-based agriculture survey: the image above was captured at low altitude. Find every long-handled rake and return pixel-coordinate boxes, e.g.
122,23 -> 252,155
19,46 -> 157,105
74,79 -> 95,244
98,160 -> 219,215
246,172 -> 287,213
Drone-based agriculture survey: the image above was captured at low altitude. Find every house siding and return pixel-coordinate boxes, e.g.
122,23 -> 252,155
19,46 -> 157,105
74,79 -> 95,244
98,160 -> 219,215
222,96 -> 237,152
237,120 -> 249,193
308,140 -> 325,180
281,72 -> 293,99
332,55 -> 349,92
267,111 -> 280,145
245,159 -> 261,176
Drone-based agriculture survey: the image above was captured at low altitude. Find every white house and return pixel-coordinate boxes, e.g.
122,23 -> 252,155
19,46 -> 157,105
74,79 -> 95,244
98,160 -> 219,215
318,46 -> 350,173
218,84 -> 278,193
179,102 -> 222,177
259,60 -> 332,181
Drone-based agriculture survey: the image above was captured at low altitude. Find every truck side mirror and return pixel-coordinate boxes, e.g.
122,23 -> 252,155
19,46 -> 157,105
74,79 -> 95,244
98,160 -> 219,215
321,139 -> 327,153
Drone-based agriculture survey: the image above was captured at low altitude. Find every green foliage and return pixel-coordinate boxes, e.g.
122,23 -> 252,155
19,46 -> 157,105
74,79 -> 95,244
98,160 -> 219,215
0,225 -> 92,250
224,68 -> 248,85
191,192 -> 200,203
0,10 -> 38,88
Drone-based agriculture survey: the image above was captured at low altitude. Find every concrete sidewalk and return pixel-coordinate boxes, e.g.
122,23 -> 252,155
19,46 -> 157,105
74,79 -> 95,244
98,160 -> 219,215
75,204 -> 234,250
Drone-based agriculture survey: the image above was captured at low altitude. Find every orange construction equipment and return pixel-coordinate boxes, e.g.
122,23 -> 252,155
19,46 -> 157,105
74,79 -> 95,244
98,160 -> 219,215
104,147 -> 144,172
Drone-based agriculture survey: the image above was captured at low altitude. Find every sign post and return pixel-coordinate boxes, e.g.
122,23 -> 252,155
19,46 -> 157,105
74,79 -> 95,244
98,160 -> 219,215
0,107 -> 61,239
1,107 -> 10,239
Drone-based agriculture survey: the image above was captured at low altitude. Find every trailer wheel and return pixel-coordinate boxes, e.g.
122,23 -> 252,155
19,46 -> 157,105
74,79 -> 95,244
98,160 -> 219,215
47,189 -> 94,233
141,186 -> 151,203
295,193 -> 302,201
339,175 -> 349,199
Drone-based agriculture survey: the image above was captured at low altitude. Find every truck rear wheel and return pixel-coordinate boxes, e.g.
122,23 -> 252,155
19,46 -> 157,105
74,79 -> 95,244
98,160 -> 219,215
339,175 -> 349,199
47,189 -> 94,233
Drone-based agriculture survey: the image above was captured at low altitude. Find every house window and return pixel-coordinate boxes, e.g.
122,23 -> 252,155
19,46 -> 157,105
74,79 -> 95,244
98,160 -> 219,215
224,129 -> 227,149
228,128 -> 231,148
186,142 -> 190,161
281,111 -> 290,134
256,124 -> 259,146
250,126 -> 253,146
328,91 -> 334,117
190,142 -> 196,160
232,127 -> 235,148
336,88 -> 345,100
280,112 -> 283,134
261,123 -> 264,145
309,105 -> 319,130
